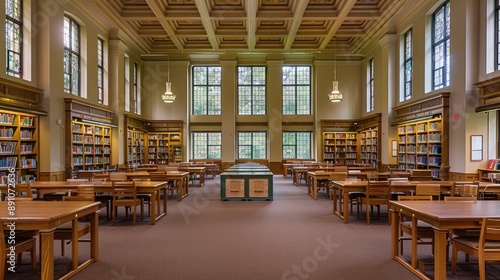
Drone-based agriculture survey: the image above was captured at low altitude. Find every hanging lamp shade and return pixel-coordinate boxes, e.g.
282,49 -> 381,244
161,81 -> 176,103
328,80 -> 343,102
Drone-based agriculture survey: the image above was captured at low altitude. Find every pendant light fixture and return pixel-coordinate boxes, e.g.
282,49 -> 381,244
161,56 -> 176,103
328,51 -> 343,103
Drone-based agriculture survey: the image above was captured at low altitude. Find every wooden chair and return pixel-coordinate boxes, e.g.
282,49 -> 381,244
413,184 -> 441,200
452,181 -> 479,198
150,171 -> 177,197
451,218 -> 500,279
444,196 -> 480,248
109,172 -> 128,182
409,169 -> 433,181
10,183 -> 33,199
358,181 -> 391,225
1,226 -> 37,275
397,195 -> 434,257
131,178 -> 152,216
56,185 -> 96,256
334,166 -> 348,172
92,173 -> 110,181
314,171 -> 332,195
112,181 -> 144,226
328,172 -> 348,200
388,177 -> 409,200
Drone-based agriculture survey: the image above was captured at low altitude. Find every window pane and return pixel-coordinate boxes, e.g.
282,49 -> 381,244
63,15 -> 80,96
283,132 -> 311,159
192,66 -> 222,115
432,1 -> 450,90
192,132 -> 222,159
282,66 -> 310,115
238,132 -> 267,159
238,66 -> 267,115
5,0 -> 22,77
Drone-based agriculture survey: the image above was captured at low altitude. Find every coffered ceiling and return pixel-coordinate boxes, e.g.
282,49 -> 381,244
85,0 -> 410,58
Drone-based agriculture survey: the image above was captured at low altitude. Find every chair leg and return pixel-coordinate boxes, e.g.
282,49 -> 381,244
452,246 -> 458,274
132,205 -> 136,226
141,199 -> 145,221
61,240 -> 65,256
478,258 -> 486,280
366,203 -> 371,225
30,246 -> 36,273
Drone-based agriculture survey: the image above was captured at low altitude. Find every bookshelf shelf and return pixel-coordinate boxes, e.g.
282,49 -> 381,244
0,110 -> 39,184
65,98 -> 115,179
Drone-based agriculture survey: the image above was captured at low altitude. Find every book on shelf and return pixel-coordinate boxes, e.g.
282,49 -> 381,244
486,159 -> 499,170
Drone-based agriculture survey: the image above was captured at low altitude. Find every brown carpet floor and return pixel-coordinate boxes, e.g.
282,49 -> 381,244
7,175 -> 500,279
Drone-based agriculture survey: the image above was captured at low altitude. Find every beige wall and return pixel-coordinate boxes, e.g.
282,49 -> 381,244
0,0 -> 494,175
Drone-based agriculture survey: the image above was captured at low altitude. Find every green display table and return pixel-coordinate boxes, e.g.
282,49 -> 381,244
220,164 -> 273,201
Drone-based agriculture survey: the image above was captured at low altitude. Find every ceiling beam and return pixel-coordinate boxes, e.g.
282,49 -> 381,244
145,0 -> 184,51
283,0 -> 309,50
319,0 -> 357,51
246,0 -> 258,51
194,0 -> 219,51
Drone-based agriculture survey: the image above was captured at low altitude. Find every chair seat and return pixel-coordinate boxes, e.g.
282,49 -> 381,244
453,236 -> 500,249
401,220 -> 434,229
114,198 -> 142,205
451,228 -> 481,237
54,221 -> 90,231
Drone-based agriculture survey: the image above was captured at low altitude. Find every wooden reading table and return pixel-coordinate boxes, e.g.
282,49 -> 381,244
390,200 -> 500,279
0,201 -> 100,280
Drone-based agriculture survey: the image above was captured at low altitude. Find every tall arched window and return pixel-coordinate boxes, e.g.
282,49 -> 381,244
64,15 -> 81,96
5,0 -> 23,78
432,1 -> 450,90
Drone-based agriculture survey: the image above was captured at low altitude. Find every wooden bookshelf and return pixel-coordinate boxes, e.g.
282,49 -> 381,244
124,118 -> 184,165
146,132 -> 183,164
70,119 -> 112,171
322,132 -> 358,165
392,93 -> 450,180
65,98 -> 116,179
0,110 -> 39,184
321,114 -> 381,168
124,115 -> 148,167
0,78 -> 46,184
359,128 -> 378,168
127,129 -> 145,166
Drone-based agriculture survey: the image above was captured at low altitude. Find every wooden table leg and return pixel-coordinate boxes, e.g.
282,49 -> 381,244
434,229 -> 449,280
90,210 -> 98,261
39,229 -> 55,280
390,209 -> 399,260
150,192 -> 157,225
71,219 -> 78,270
342,190 -> 350,223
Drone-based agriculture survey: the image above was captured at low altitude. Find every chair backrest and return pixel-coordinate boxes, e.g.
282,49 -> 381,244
164,166 -> 179,171
149,171 -> 167,181
365,181 -> 390,197
390,170 -> 410,177
444,196 -> 477,201
109,172 -> 128,181
92,173 -> 110,181
452,181 -> 479,197
366,171 -> 378,181
66,178 -> 89,182
388,177 -> 409,182
14,183 -> 32,198
480,218 -> 500,246
398,195 -> 433,201
334,166 -> 348,172
112,181 -> 137,199
330,172 -> 347,181
415,184 -> 441,198
63,184 -> 95,201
